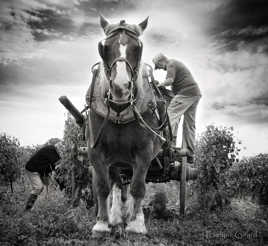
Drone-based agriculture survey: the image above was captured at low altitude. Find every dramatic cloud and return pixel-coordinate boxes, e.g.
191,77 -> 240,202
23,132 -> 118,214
0,0 -> 267,156
209,0 -> 268,52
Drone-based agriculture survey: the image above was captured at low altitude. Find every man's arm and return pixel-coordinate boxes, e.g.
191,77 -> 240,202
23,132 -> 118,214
160,77 -> 173,87
54,160 -> 61,169
49,171 -> 59,188
159,64 -> 176,87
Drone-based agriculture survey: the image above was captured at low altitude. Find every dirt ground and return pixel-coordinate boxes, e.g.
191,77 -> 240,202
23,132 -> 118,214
0,182 -> 267,246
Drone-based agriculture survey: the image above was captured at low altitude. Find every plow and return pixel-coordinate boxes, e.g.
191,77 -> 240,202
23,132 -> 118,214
59,94 -> 199,215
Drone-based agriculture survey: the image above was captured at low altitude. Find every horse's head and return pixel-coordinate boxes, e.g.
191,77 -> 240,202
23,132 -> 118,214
98,15 -> 148,105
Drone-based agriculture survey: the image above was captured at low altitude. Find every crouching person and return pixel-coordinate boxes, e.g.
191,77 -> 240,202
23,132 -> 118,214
24,142 -> 61,211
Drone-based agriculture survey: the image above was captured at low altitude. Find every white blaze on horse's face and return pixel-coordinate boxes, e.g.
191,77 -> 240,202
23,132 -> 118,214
111,32 -> 132,101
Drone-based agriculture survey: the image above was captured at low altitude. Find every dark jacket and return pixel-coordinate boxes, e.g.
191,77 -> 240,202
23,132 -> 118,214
25,145 -> 61,176
166,59 -> 201,96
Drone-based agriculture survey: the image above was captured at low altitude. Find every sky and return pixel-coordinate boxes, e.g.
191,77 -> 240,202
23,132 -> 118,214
0,0 -> 268,156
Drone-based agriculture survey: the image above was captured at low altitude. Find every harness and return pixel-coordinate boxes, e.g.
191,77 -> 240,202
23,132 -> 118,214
87,24 -> 170,148
87,64 -> 170,148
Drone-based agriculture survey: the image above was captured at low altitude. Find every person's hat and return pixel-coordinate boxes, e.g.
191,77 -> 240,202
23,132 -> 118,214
152,53 -> 167,69
153,53 -> 167,63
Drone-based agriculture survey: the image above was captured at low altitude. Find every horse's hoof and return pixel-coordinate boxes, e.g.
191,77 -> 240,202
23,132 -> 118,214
126,223 -> 147,235
125,219 -> 147,234
92,221 -> 111,238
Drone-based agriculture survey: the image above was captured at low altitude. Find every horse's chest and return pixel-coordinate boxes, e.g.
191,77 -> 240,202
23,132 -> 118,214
104,127 -> 134,151
93,125 -> 145,163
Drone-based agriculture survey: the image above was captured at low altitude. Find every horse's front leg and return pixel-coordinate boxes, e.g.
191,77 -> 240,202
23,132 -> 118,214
109,166 -> 124,226
91,162 -> 111,236
125,152 -> 151,234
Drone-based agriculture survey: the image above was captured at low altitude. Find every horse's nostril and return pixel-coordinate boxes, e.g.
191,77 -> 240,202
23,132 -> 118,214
126,81 -> 131,90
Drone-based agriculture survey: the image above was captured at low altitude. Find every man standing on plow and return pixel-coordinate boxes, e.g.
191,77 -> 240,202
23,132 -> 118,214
152,53 -> 201,164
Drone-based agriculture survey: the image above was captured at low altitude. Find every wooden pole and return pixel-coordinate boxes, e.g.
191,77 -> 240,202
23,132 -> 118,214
59,96 -> 84,127
180,155 -> 186,215
180,131 -> 187,216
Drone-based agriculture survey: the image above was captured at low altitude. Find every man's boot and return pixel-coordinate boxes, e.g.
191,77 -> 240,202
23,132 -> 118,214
25,194 -> 38,211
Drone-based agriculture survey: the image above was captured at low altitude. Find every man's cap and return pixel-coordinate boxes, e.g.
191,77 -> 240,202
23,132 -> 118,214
152,53 -> 167,64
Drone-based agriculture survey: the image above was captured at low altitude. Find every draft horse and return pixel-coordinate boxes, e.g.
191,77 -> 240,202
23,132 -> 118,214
86,16 -> 164,235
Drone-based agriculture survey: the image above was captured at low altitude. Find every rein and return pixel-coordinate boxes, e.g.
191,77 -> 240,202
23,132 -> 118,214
90,101 -> 166,149
132,105 -> 166,142
91,100 -> 111,149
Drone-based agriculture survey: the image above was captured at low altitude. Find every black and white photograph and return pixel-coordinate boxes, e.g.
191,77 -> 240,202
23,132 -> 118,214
0,0 -> 267,245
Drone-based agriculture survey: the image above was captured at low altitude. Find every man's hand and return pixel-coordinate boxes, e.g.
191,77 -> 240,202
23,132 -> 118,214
153,80 -> 160,85
49,171 -> 59,188
158,84 -> 166,89
55,162 -> 62,170
51,171 -> 56,179
160,78 -> 173,87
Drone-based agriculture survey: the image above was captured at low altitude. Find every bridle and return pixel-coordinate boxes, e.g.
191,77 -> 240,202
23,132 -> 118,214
98,25 -> 143,114
89,22 -> 166,149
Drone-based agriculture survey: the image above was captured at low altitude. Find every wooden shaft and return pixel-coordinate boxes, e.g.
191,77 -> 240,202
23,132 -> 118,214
59,96 -> 84,127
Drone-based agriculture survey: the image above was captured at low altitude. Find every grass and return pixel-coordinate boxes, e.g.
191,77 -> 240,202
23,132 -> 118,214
0,180 -> 267,246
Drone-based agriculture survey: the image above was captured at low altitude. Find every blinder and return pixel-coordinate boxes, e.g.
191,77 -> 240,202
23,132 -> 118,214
98,41 -> 105,61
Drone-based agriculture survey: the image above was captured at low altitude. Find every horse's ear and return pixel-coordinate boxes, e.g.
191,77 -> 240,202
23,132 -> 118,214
100,14 -> 109,33
138,17 -> 149,33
